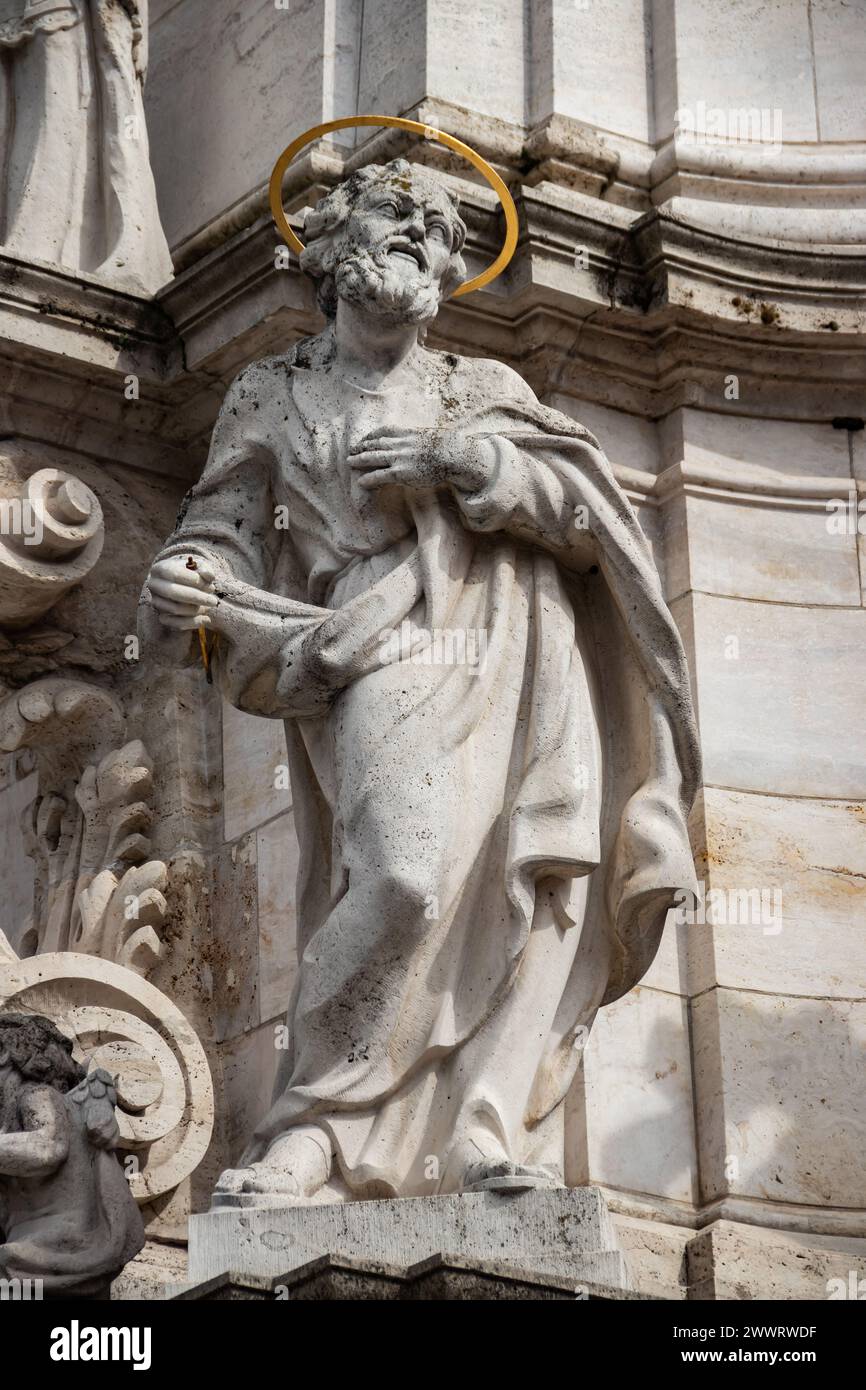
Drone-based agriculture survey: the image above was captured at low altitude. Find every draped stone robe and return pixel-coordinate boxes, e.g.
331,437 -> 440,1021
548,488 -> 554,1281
140,343 -> 699,1199
0,0 -> 172,292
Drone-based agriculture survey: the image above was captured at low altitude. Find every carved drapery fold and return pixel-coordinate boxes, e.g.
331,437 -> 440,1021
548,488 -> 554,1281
0,0 -> 171,292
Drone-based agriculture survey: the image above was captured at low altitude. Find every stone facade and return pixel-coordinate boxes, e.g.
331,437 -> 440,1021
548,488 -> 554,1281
1,0 -> 865,1300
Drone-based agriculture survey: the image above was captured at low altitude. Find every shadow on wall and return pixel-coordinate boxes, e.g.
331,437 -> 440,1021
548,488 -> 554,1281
588,989 -> 866,1215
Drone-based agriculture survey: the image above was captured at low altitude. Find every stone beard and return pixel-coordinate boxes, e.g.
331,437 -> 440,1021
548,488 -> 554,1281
334,244 -> 444,323
141,158 -> 700,1207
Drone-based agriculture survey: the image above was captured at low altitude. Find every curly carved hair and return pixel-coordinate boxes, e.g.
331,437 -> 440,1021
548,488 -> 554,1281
0,1013 -> 85,1093
300,157 -> 467,318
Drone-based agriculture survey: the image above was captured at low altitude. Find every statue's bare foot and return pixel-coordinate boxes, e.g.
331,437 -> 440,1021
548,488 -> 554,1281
461,1158 -> 560,1194
211,1127 -> 332,1209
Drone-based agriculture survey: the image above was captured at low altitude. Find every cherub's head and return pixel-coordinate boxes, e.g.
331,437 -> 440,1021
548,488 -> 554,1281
300,158 -> 467,325
0,1013 -> 84,1093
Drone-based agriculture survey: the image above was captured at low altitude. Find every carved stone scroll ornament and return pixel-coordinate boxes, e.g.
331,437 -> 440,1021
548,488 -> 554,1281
0,466 -> 104,627
0,678 -> 168,973
0,934 -> 215,1209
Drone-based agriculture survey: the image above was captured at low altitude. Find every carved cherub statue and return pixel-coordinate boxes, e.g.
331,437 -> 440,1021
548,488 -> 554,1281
0,1013 -> 144,1297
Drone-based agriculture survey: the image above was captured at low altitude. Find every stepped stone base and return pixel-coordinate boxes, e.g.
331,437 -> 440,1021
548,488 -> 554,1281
175,1252 -> 657,1301
182,1186 -> 632,1294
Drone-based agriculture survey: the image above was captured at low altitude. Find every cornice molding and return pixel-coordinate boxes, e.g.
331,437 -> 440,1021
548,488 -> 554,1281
604,1184 -> 866,1240
0,164 -> 863,470
619,458 -> 864,510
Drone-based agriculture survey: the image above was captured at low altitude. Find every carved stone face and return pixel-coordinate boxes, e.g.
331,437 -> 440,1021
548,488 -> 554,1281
334,171 -> 461,325
300,161 -> 467,326
347,174 -> 456,282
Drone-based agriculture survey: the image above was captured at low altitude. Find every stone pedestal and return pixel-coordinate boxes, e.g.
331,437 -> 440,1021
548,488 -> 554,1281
174,1253 -> 654,1301
184,1186 -> 631,1292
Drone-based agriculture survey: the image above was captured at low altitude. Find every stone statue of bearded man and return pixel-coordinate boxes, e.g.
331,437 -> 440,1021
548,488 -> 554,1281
140,158 -> 700,1207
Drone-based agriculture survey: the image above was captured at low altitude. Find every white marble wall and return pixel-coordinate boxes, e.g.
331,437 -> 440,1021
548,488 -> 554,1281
530,0 -> 652,139
521,361 -> 866,1264
145,0 -> 866,253
147,0 -> 422,253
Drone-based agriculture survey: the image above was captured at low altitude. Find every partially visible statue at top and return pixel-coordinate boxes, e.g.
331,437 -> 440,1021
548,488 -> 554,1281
0,1013 -> 144,1297
0,0 -> 172,293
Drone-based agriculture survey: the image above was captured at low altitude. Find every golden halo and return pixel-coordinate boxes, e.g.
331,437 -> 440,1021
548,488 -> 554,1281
269,115 -> 518,298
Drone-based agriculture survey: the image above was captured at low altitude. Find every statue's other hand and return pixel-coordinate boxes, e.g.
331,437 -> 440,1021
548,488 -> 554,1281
148,554 -> 218,632
349,426 -> 493,496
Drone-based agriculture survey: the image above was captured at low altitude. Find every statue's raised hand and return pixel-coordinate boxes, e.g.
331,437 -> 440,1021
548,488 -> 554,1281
349,426 -> 494,495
